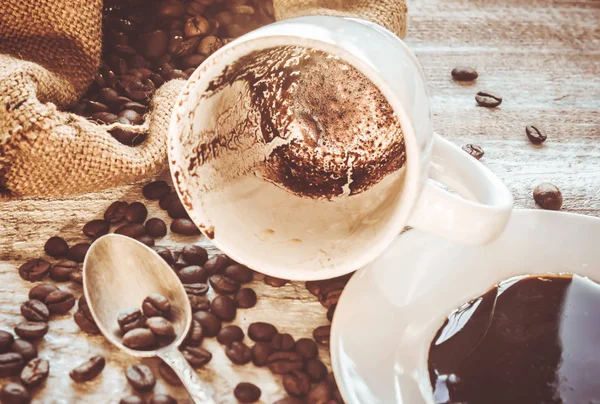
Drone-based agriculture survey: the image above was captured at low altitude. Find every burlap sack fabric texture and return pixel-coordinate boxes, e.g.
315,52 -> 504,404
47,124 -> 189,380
0,0 -> 407,199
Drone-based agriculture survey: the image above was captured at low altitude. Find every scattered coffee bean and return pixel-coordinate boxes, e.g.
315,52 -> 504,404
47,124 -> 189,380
150,394 -> 177,404
226,341 -> 252,365
462,144 -> 484,160
142,181 -> 171,200
50,260 -> 78,282
10,340 -> 36,362
115,223 -> 147,238
272,333 -> 295,351
20,358 -> 49,388
313,325 -> 331,346
283,370 -> 311,397
67,242 -> 91,263
120,396 -> 144,404
266,351 -> 304,374
209,274 -> 240,295
189,295 -> 210,312
142,293 -> 171,317
14,321 -> 48,340
295,338 -> 318,360
264,275 -> 288,287
74,310 -> 100,335
126,364 -> 156,391
44,236 -> 69,257
45,289 -> 75,314
123,328 -> 156,350
192,311 -> 221,337
0,331 -> 14,353
125,202 -> 148,223
451,67 -> 478,81
29,283 -> 58,302
223,264 -> 253,283
20,300 -> 49,322
159,192 -> 179,210
69,270 -> 83,284
118,308 -> 147,333
185,283 -> 209,297
181,346 -> 212,368
234,382 -> 262,403
147,317 -> 175,337
158,361 -> 182,386
18,259 -> 50,282
306,382 -> 333,403
475,90 -> 502,107
152,246 -> 175,265
526,125 -> 547,144
204,254 -> 229,275
166,198 -> 189,219
251,341 -> 273,367
216,325 -> 244,346
0,352 -> 24,377
235,288 -> 257,309
248,322 -> 277,342
185,319 -> 204,346
327,304 -> 336,322
305,358 -> 327,382
181,245 -> 208,265
210,295 -> 236,321
178,265 -> 208,284
69,355 -> 105,382
533,182 -> 563,210
170,218 -> 200,235
83,219 -> 110,238
104,201 -> 129,223
145,218 -> 167,238
0,383 -> 30,404
135,235 -> 155,247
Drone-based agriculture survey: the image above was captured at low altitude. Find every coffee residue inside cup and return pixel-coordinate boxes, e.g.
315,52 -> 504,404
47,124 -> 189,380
428,274 -> 600,404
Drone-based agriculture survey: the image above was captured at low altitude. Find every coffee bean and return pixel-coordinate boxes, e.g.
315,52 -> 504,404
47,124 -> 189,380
158,361 -> 182,386
29,283 -> 58,302
87,100 -> 109,112
234,288 -> 257,309
157,1 -> 185,18
83,219 -> 110,238
10,340 -> 36,362
69,355 -> 105,382
264,275 -> 288,287
475,90 -> 502,107
181,346 -> 212,368
0,383 -> 30,404
461,144 -> 484,160
18,259 -> 50,282
44,236 -> 68,257
171,218 -> 200,235
118,307 -> 147,333
104,201 -> 129,223
294,338 -> 318,360
151,394 -> 177,404
126,364 -> 156,391
251,341 -> 273,367
0,331 -> 14,353
185,15 -> 210,38
305,281 -> 320,296
248,322 -> 277,342
142,293 -> 171,317
204,254 -> 229,275
273,398 -> 304,404
313,325 -> 330,346
181,245 -> 208,265
45,289 -> 75,314
307,382 -> 333,403
110,128 -> 147,146
223,264 -> 253,283
125,202 -> 148,223
186,284 -> 209,297
226,341 -> 252,365
92,111 -> 118,124
20,358 -> 49,388
209,274 -> 240,295
122,102 -> 146,114
197,36 -> 222,56
14,322 -> 48,340
139,30 -> 168,60
533,182 -> 563,210
147,317 -> 175,337
0,352 -> 24,377
305,358 -> 327,382
451,67 -> 478,81
188,296 -> 209,315
20,300 -> 49,322
216,325 -> 244,346
50,260 -> 79,282
145,218 -> 167,238
69,269 -> 83,284
74,310 -> 100,335
120,396 -> 144,404
135,235 -> 155,247
210,295 -> 236,321
67,242 -> 90,263
185,319 -> 204,346
123,328 -> 156,350
178,265 -> 208,284
272,333 -> 295,351
115,223 -> 147,238
152,246 -> 175,266
327,304 -> 336,322
283,370 -> 311,397
234,382 -> 261,403
159,192 -> 179,210
327,372 -> 344,403
267,351 -> 304,374
526,125 -> 547,144
167,198 -> 189,219
186,1 -> 205,15
193,311 -> 221,337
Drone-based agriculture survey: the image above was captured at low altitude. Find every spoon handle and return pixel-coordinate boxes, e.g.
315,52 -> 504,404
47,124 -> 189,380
158,348 -> 215,404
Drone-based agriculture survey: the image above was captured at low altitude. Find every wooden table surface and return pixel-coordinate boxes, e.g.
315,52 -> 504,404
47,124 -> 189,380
1,0 -> 599,403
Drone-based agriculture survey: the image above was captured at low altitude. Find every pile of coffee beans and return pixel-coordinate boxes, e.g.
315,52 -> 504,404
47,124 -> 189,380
70,0 -> 274,146
118,294 -> 176,350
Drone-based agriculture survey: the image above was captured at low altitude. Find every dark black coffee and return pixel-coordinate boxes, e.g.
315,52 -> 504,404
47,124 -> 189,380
428,274 -> 600,404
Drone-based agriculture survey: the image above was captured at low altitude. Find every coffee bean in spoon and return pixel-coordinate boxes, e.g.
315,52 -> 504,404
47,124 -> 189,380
0,331 -> 13,353
19,258 -> 50,282
20,300 -> 49,322
248,322 -> 277,342
14,321 -> 48,340
115,223 -> 146,238
181,245 -> 208,265
142,180 -> 171,200
122,328 -> 156,350
462,144 -> 484,160
146,317 -> 175,337
70,355 -> 105,383
209,274 -> 240,294
126,364 -> 156,391
118,307 -> 147,333
283,370 -> 311,397
158,361 -> 182,386
145,218 -> 167,238
44,236 -> 69,257
177,265 -> 208,284
125,202 -> 148,223
67,242 -> 90,263
533,182 -> 563,210
235,288 -> 257,309
142,293 -> 171,317
49,260 -> 78,282
451,67 -> 478,82
0,383 -> 30,404
475,90 -> 502,107
526,125 -> 547,144
181,346 -> 212,368
45,289 -> 75,314
192,311 -> 221,337
185,319 -> 204,346
210,295 -> 236,321
10,340 -> 36,362
0,352 -> 24,377
20,357 -> 49,388
234,382 -> 262,403
171,218 -> 200,235
83,219 -> 110,239
223,264 -> 253,283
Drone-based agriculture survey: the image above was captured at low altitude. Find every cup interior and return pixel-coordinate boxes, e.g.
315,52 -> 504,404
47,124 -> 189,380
170,37 -> 412,279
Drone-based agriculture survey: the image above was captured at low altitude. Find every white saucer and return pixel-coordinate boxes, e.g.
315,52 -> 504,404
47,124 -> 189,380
330,209 -> 600,404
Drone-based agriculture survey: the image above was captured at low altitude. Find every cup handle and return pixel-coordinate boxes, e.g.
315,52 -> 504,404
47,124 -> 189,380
158,347 -> 215,404
407,133 -> 513,244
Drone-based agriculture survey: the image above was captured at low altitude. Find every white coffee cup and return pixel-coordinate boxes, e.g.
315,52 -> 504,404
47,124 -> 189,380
168,16 -> 513,281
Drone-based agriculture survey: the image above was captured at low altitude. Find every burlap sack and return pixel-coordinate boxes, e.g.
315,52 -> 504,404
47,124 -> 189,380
0,0 -> 407,199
